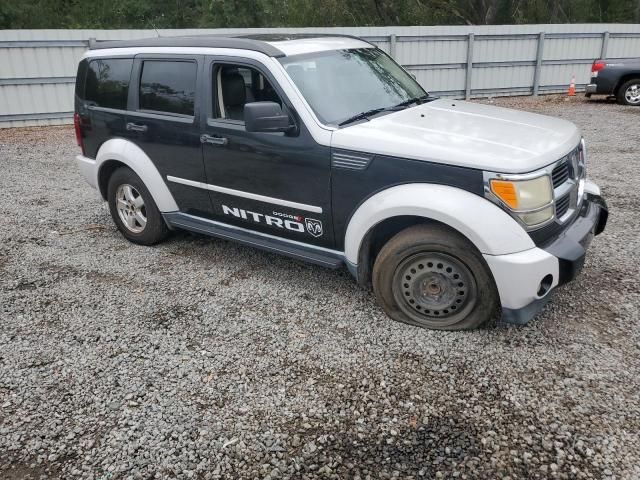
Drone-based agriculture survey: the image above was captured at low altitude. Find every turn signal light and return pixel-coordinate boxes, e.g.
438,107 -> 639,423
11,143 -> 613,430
490,180 -> 518,208
591,61 -> 606,73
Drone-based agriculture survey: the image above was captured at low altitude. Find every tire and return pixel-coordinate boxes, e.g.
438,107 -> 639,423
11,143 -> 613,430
372,224 -> 499,330
107,167 -> 169,245
616,79 -> 640,106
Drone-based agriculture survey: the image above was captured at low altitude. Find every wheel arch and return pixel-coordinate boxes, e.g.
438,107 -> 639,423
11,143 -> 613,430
95,138 -> 178,212
614,73 -> 640,95
344,183 -> 535,285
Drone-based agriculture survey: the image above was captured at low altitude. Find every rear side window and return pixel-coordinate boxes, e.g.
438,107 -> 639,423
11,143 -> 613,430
85,58 -> 133,110
139,60 -> 197,116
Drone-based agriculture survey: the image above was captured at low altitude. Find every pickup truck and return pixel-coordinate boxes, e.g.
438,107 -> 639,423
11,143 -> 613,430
586,58 -> 640,105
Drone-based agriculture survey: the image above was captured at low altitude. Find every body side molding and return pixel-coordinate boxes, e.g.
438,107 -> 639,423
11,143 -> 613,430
95,138 -> 179,212
166,175 -> 323,214
344,183 -> 535,266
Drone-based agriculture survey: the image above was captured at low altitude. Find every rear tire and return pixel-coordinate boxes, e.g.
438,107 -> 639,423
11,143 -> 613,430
107,167 -> 169,245
616,79 -> 640,106
372,224 -> 499,330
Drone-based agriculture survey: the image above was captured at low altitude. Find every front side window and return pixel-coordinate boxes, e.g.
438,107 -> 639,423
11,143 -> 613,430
213,64 -> 282,122
85,58 -> 133,110
279,48 -> 426,126
139,60 -> 197,116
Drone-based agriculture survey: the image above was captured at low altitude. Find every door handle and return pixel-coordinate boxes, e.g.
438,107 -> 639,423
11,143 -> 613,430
126,122 -> 148,133
200,134 -> 228,146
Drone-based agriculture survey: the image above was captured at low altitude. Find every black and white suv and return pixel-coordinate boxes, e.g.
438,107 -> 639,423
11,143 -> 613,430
73,34 -> 608,330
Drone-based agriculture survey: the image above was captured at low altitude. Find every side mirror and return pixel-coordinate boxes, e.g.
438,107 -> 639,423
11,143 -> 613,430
244,102 -> 292,133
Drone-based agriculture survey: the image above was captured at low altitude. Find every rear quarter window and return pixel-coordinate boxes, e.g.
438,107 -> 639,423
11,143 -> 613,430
139,60 -> 197,116
84,58 -> 133,110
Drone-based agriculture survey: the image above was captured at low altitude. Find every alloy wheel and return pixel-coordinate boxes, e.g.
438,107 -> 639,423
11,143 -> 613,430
115,184 -> 147,233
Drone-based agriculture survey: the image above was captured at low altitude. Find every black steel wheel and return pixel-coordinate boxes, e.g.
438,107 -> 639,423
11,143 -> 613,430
372,224 -> 499,330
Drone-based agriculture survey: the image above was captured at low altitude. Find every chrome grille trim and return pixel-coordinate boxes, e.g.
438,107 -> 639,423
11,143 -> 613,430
551,142 -> 584,224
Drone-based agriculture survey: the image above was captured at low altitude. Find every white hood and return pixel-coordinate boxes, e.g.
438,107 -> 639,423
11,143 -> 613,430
330,99 -> 581,173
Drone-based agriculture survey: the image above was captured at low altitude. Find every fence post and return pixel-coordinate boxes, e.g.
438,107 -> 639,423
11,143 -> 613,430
465,33 -> 474,100
389,33 -> 397,59
600,31 -> 609,59
532,32 -> 545,96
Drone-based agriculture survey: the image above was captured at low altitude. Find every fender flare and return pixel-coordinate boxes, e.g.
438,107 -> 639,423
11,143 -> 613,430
344,183 -> 535,265
95,138 -> 178,212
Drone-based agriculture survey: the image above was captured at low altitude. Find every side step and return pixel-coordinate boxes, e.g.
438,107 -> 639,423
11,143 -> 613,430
163,212 -> 345,269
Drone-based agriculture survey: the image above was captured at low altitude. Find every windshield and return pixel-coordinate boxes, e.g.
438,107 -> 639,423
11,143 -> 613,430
279,48 -> 427,126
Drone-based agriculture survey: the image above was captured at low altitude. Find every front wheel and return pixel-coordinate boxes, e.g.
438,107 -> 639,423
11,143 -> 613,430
616,79 -> 640,106
372,224 -> 499,330
107,167 -> 169,245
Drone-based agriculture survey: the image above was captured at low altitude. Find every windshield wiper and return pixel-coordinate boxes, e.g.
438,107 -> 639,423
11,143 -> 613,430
337,94 -> 431,127
338,107 -> 386,127
390,94 -> 430,110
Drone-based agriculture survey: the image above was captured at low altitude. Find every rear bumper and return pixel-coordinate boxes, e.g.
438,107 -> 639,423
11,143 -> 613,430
75,155 -> 98,190
486,189 -> 608,325
585,83 -> 598,94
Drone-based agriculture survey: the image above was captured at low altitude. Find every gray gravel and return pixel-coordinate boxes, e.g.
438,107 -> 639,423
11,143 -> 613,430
1,95 -> 639,479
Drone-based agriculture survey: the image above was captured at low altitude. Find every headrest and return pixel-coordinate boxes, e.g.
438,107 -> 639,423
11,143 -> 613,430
221,71 -> 246,107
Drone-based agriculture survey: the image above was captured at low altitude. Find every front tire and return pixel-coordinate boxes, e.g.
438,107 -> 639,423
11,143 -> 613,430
372,224 -> 499,330
616,79 -> 640,106
107,167 -> 169,245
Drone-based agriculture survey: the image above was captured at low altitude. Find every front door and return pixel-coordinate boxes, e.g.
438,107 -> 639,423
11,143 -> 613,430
195,57 -> 334,248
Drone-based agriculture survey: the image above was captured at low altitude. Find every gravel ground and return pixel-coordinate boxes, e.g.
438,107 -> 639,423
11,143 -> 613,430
0,95 -> 639,480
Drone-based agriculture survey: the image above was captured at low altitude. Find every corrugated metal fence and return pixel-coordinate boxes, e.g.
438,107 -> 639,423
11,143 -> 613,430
1,24 -> 640,128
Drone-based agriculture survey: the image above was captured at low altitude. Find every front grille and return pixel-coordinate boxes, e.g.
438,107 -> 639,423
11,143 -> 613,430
528,143 -> 584,246
555,193 -> 571,218
552,161 -> 570,188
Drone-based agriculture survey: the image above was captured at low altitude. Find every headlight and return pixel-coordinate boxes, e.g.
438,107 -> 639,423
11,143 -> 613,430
488,174 -> 554,228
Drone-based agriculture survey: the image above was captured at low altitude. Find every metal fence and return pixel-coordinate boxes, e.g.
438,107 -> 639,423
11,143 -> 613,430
1,24 -> 640,128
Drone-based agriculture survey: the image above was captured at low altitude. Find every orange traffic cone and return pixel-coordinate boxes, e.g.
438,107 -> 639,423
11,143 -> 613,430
567,75 -> 576,96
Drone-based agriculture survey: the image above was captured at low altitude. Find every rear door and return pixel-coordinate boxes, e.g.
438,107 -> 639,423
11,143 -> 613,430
124,54 -> 212,216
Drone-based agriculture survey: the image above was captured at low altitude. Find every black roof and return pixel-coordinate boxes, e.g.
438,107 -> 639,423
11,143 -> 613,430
88,33 -> 371,57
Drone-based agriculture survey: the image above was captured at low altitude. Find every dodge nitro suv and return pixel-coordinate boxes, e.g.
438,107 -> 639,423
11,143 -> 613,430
73,34 -> 608,330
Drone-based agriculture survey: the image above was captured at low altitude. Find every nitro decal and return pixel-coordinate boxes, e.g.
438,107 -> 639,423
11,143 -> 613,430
222,205 -> 323,237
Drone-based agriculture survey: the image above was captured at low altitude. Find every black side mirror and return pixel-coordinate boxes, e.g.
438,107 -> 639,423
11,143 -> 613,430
244,102 -> 292,133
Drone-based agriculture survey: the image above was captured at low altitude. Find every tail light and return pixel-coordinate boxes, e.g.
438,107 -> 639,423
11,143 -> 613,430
591,61 -> 606,73
74,112 -> 85,155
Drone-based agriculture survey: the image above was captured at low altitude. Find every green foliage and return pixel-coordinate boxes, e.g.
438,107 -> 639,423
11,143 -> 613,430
1,0 -> 638,29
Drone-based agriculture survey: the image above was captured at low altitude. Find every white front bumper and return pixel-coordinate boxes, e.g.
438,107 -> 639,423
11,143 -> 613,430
484,247 -> 559,311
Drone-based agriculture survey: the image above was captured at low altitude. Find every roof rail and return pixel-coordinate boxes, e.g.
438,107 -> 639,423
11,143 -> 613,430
86,33 -> 374,57
87,35 -> 287,57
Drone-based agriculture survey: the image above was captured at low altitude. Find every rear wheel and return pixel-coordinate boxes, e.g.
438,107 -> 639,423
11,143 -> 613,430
372,224 -> 499,330
616,79 -> 640,106
107,167 -> 169,245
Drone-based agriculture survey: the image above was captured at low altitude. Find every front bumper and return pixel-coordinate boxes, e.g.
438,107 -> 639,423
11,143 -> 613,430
486,191 -> 608,325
